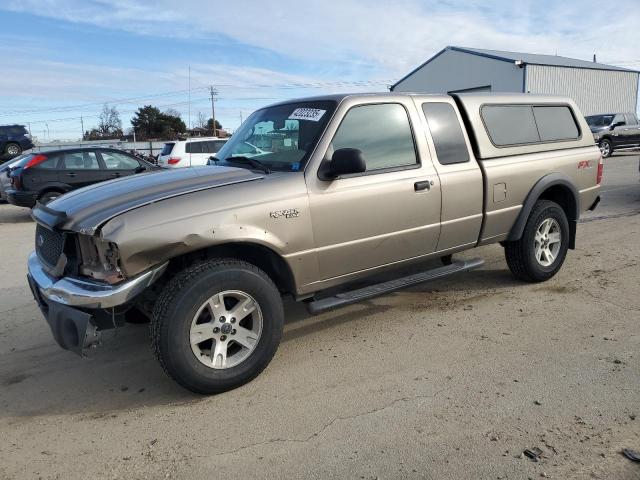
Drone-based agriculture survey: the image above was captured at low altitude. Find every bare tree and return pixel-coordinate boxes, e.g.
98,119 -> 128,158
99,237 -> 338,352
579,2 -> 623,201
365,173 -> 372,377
196,112 -> 208,129
164,108 -> 182,119
97,104 -> 122,136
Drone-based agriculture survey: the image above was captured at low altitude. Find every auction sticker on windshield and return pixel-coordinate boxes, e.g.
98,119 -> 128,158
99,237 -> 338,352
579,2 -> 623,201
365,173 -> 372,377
289,108 -> 326,122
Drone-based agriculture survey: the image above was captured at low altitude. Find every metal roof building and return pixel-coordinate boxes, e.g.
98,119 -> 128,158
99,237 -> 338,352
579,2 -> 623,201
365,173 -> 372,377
391,46 -> 639,116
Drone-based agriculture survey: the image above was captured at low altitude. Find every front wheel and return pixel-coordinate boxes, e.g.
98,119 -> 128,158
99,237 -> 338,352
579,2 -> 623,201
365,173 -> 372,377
504,200 -> 570,282
151,259 -> 284,394
599,139 -> 612,158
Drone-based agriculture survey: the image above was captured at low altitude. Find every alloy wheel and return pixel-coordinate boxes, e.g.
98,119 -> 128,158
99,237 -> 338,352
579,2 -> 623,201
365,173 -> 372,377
534,218 -> 562,267
189,290 -> 263,369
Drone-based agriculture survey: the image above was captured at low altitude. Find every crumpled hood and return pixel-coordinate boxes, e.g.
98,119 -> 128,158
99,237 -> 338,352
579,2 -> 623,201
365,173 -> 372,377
32,166 -> 263,234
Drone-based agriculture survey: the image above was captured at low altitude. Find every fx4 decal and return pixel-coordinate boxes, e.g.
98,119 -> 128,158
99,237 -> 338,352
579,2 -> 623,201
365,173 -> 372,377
270,209 -> 300,219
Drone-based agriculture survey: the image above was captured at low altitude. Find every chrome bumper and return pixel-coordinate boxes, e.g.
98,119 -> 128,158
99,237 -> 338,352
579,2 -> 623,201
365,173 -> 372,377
27,251 -> 167,309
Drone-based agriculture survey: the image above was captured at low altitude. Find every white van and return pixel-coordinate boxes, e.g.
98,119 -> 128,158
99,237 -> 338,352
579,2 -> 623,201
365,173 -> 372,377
157,137 -> 227,168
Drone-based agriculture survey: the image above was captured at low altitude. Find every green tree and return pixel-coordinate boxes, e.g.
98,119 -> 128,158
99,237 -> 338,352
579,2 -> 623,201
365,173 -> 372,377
130,105 -> 187,140
206,118 -> 223,135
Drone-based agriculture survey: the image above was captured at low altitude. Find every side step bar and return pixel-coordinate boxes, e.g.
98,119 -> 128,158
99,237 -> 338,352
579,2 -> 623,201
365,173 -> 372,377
306,257 -> 484,314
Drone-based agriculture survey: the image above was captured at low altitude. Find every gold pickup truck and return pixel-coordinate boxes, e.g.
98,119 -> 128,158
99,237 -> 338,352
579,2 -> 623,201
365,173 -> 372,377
27,93 -> 601,394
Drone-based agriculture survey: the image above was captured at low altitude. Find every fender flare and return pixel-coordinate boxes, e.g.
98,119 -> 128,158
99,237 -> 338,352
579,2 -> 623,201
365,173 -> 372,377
506,173 -> 580,249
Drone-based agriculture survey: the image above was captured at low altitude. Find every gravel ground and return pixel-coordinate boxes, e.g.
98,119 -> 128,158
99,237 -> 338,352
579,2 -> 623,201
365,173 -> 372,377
0,154 -> 639,480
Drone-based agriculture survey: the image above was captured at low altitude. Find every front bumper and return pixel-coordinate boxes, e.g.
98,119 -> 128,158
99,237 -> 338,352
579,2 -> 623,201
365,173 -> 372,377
27,252 -> 167,354
27,251 -> 167,309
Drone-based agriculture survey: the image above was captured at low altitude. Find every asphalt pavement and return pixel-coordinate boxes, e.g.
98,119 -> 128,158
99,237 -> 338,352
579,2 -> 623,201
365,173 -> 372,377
0,154 -> 638,480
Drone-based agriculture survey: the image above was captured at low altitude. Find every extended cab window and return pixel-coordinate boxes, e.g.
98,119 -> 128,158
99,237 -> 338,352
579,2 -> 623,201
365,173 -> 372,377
422,103 -> 469,165
331,103 -> 417,171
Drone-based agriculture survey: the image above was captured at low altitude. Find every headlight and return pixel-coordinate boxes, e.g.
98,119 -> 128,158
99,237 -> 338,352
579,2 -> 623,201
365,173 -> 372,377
77,234 -> 125,284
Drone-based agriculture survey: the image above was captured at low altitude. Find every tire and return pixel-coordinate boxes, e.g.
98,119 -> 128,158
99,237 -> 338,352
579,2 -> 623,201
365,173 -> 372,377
599,139 -> 612,158
38,191 -> 62,205
4,143 -> 21,157
151,259 -> 284,394
504,200 -> 570,282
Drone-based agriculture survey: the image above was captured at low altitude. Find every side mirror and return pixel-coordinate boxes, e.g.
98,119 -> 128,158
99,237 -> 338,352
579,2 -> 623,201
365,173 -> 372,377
611,121 -> 624,129
326,148 -> 366,178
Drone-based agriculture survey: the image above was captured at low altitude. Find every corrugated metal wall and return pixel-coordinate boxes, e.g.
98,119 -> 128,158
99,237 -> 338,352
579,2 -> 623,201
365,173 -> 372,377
526,65 -> 639,115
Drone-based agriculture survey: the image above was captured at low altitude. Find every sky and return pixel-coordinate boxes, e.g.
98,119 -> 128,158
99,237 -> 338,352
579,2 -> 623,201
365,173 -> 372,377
0,0 -> 639,141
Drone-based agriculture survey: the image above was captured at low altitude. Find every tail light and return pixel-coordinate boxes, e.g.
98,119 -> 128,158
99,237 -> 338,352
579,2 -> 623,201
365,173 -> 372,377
24,154 -> 48,170
596,155 -> 604,185
168,157 -> 181,165
10,173 -> 21,190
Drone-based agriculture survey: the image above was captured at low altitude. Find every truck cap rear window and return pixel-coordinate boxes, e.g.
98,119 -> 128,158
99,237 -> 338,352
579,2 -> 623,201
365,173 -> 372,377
481,104 -> 580,147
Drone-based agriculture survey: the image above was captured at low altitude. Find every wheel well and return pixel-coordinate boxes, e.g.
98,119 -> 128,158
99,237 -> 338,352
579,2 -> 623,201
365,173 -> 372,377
537,184 -> 578,249
538,185 -> 577,221
507,177 -> 579,249
38,187 -> 66,199
167,243 -> 296,295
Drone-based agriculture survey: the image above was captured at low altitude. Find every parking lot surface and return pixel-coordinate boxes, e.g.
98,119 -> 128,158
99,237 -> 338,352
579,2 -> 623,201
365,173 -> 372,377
0,155 -> 639,479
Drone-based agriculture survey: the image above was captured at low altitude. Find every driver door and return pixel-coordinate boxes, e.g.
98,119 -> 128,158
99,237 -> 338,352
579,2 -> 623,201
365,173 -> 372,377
306,99 -> 441,281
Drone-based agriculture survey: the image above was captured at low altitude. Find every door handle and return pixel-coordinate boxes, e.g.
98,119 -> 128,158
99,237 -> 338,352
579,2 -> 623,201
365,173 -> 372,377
111,172 -> 121,177
66,172 -> 76,177
414,180 -> 431,191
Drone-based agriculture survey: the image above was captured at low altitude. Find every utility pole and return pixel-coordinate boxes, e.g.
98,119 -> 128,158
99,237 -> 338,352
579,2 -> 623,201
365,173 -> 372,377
209,85 -> 218,137
80,116 -> 84,142
188,65 -> 191,131
239,111 -> 243,125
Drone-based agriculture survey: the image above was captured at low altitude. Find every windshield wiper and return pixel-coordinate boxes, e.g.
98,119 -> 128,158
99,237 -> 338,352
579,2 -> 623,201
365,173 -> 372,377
224,156 -> 271,174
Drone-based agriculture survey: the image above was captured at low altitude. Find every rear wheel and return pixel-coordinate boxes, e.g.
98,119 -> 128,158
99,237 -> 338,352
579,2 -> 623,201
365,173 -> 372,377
4,143 -> 21,157
599,139 -> 612,158
504,200 -> 569,282
151,259 -> 284,394
38,191 -> 62,205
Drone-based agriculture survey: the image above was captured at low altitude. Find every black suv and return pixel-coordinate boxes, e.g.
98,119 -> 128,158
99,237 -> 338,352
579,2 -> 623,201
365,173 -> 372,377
586,113 -> 640,158
0,124 -> 34,159
4,147 -> 157,208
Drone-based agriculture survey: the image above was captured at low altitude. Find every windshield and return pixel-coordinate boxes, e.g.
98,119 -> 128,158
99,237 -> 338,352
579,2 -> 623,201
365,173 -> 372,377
586,115 -> 614,127
214,100 -> 336,172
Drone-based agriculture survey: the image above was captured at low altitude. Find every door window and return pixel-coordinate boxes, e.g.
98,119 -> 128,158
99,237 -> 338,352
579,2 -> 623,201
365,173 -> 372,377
186,141 -> 204,154
612,114 -> 626,127
61,152 -> 100,169
206,140 -> 226,153
101,151 -> 140,170
422,103 -> 469,165
331,103 -> 417,171
625,114 -> 638,125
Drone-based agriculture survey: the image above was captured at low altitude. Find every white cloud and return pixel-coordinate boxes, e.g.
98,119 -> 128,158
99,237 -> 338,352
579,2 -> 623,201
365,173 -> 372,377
1,0 -> 639,138
4,0 -> 640,76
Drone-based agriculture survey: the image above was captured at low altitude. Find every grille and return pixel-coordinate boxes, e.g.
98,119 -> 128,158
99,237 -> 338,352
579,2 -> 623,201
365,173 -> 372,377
35,224 -> 65,267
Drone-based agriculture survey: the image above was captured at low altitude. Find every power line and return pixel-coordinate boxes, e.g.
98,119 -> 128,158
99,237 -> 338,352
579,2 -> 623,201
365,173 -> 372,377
0,87 -> 210,117
0,79 -> 393,118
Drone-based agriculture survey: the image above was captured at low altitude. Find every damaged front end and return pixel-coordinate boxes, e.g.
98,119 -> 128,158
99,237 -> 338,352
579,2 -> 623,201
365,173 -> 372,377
28,210 -> 168,355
